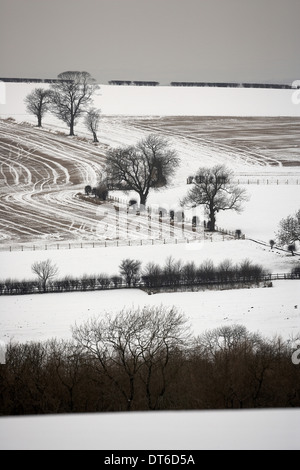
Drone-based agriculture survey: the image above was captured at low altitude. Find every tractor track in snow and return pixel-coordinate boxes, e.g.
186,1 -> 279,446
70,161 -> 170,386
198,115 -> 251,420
0,121 -> 108,244
0,120 -> 199,246
1,117 -> 299,248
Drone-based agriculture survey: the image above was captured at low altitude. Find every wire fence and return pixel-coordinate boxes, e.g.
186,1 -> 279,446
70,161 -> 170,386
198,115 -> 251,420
186,177 -> 300,186
0,228 -> 242,253
235,178 -> 300,185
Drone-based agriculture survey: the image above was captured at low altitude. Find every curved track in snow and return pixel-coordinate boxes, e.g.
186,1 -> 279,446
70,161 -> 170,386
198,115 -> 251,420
0,120 -> 202,246
96,116 -> 300,183
1,117 -> 300,247
0,121 -> 108,244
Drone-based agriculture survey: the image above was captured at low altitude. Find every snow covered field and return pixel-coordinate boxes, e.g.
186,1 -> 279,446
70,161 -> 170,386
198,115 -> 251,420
1,408 -> 299,450
0,280 -> 299,345
0,117 -> 299,247
0,82 -> 300,450
0,83 -> 300,247
2,82 -> 300,117
0,238 -> 299,281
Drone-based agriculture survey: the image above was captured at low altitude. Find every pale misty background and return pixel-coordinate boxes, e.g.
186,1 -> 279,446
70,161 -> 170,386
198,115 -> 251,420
0,0 -> 300,84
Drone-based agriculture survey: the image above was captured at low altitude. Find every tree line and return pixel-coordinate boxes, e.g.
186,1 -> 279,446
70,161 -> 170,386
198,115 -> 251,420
0,256 -> 278,296
0,308 -> 299,415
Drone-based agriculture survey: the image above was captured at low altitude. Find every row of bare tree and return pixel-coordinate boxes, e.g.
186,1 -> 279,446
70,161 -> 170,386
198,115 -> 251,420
0,308 -> 299,415
24,71 -> 100,140
0,257 -> 269,295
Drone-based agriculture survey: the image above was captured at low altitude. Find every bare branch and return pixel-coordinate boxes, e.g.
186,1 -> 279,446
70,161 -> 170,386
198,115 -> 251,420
181,164 -> 249,231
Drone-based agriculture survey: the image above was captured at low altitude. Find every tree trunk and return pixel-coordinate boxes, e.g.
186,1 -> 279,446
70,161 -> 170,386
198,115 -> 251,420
209,206 -> 216,231
37,115 -> 42,127
127,376 -> 135,411
140,193 -> 147,206
69,117 -> 75,136
92,131 -> 99,143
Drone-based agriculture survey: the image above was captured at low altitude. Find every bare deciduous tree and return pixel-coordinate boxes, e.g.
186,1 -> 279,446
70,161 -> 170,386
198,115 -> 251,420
119,259 -> 142,287
142,262 -> 162,287
72,305 -> 192,410
50,71 -> 99,136
195,324 -> 263,360
24,88 -> 51,127
105,134 -> 179,206
277,209 -> 300,247
84,107 -> 101,142
181,165 -> 248,231
31,259 -> 58,292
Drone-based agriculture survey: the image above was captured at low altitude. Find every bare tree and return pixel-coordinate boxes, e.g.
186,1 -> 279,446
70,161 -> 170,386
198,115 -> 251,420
142,262 -> 162,287
277,209 -> 300,247
162,256 -> 182,286
119,259 -> 142,286
105,134 -> 179,206
50,71 -> 99,136
72,305 -> 192,410
195,324 -> 263,360
31,259 -> 58,292
24,87 -> 51,127
181,165 -> 248,231
84,107 -> 101,142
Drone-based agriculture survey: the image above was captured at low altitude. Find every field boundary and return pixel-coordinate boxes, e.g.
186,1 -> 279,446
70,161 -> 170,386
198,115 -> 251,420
0,230 -> 239,252
235,178 -> 299,185
0,272 -> 298,296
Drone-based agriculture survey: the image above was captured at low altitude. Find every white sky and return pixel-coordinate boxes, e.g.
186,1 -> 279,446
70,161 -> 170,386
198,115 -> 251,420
0,0 -> 300,84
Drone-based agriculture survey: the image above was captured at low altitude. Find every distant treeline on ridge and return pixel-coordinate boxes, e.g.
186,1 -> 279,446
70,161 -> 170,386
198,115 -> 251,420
1,77 -> 299,89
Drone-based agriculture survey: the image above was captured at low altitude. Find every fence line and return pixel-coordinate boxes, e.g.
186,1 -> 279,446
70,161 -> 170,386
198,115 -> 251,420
187,177 -> 300,186
0,272 -> 298,296
0,229 -> 239,253
236,178 -> 299,185
0,237 -> 196,252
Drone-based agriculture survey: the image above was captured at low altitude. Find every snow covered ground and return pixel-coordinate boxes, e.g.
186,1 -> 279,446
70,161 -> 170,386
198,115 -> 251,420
1,83 -> 300,247
0,280 -> 299,345
0,82 -> 300,450
0,116 -> 299,247
0,238 -> 299,282
2,82 -> 300,117
1,408 -> 299,450
0,272 -> 299,450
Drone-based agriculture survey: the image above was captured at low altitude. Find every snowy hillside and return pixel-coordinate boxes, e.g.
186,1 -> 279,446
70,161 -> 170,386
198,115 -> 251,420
2,82 -> 300,117
0,81 -> 300,451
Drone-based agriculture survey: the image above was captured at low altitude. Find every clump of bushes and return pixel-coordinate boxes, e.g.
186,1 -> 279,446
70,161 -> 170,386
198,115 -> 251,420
141,257 -> 268,288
